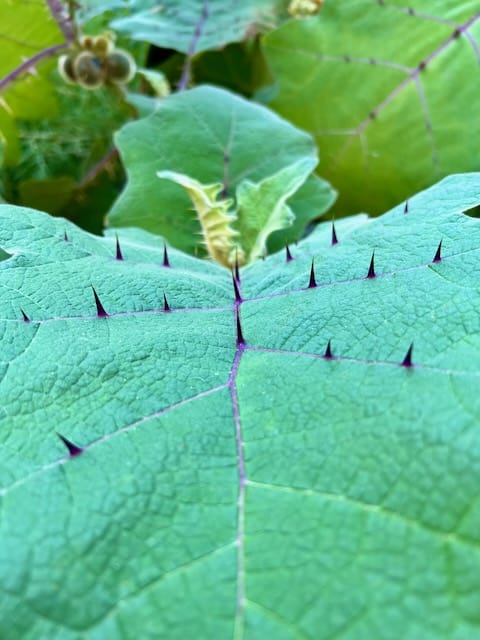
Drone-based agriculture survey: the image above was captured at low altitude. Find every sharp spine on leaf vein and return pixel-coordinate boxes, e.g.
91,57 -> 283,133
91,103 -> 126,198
163,242 -> 170,268
57,433 -> 83,457
308,259 -> 317,288
115,234 -> 124,261
367,251 -> 376,278
92,285 -> 108,317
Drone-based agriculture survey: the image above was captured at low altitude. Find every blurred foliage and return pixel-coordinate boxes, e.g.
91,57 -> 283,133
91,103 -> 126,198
2,0 -> 479,245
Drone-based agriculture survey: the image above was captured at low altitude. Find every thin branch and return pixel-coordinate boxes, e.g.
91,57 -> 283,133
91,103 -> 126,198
78,147 -> 119,189
177,0 -> 210,91
0,44 -> 67,92
46,0 -> 76,43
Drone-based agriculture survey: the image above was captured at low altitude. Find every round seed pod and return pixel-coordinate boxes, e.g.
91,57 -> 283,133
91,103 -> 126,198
104,49 -> 136,84
57,54 -> 77,84
92,35 -> 114,57
73,51 -> 104,89
79,35 -> 94,50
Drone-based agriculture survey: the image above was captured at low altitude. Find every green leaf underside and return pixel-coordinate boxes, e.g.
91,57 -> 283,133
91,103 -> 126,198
3,174 -> 480,638
262,1 -> 480,216
108,86 -> 332,256
111,0 -> 289,54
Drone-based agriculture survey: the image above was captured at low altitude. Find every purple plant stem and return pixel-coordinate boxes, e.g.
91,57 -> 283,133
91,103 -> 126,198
229,286 -> 247,636
0,44 -> 67,92
47,0 -> 76,43
78,147 -> 119,189
177,0 -> 210,91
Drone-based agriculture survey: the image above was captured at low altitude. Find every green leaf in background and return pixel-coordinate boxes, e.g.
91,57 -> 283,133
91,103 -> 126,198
192,40 -> 272,98
0,0 -> 65,166
262,1 -> 480,216
111,0 -> 290,54
0,2 -> 65,115
2,173 -> 480,637
108,85 -> 334,256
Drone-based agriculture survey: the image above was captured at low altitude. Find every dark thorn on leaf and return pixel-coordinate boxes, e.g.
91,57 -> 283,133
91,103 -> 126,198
234,254 -> 240,282
163,293 -> 171,312
308,259 -> 317,288
163,242 -> 170,267
408,7 -> 414,15
369,111 -> 377,120
331,222 -> 338,246
418,60 -> 426,71
92,286 -> 108,317
344,55 -> 351,63
404,200 -> 409,214
63,230 -> 69,242
285,244 -> 293,262
324,339 -> 333,359
433,240 -> 442,263
367,251 -> 376,278
232,273 -> 242,302
236,308 -> 245,346
56,432 -> 83,457
370,58 -> 376,65
401,343 -> 414,368
452,28 -> 461,38
20,308 -> 30,323
115,233 -> 123,261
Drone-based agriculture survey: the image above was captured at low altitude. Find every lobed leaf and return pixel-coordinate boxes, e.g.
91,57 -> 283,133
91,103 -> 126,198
111,0 -> 290,54
108,85 -> 334,257
2,174 -> 480,637
262,1 -> 480,216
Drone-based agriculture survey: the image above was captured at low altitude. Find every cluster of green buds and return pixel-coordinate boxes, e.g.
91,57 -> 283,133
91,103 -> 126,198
58,34 -> 136,90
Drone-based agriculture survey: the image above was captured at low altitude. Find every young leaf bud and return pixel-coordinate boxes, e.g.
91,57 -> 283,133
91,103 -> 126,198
57,54 -> 77,84
73,51 -> 104,89
104,49 -> 136,84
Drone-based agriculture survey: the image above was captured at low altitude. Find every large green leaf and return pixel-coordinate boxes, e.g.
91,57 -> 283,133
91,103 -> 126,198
108,86 -> 334,257
111,0 -> 290,54
262,1 -> 480,216
2,173 -> 480,637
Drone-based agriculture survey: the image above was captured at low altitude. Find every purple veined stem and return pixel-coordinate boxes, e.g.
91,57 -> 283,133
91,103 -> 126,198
46,0 -> 76,43
0,43 -> 68,92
